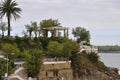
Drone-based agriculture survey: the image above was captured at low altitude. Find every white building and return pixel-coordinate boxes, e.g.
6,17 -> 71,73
79,45 -> 98,53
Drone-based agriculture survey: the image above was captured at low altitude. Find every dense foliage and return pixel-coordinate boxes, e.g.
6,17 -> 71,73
24,50 -> 43,77
0,59 -> 6,79
88,52 -> 99,63
0,37 -> 79,78
70,52 -> 109,78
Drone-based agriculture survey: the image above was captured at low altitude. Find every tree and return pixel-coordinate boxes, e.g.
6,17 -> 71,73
0,0 -> 22,37
1,43 -> 20,59
24,50 -> 43,77
47,41 -> 63,57
25,24 -> 34,38
72,27 -> 90,44
40,18 -> 61,36
31,21 -> 38,37
0,43 -> 20,75
62,39 -> 79,59
40,18 -> 61,29
0,22 -> 7,37
25,21 -> 39,38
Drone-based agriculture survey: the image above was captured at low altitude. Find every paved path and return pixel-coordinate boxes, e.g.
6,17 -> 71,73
44,61 -> 71,64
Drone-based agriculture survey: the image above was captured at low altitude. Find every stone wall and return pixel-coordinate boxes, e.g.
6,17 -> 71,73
37,62 -> 119,80
38,61 -> 73,80
9,61 -> 120,80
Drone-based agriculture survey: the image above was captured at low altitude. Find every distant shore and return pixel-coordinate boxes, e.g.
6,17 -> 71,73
98,51 -> 120,53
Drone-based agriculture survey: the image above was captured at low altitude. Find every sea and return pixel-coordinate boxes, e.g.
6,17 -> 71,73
99,53 -> 120,74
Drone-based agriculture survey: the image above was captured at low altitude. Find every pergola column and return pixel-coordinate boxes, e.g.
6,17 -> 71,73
67,29 -> 68,38
43,30 -> 48,37
64,29 -> 66,37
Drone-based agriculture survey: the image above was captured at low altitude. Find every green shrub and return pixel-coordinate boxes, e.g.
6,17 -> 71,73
97,61 -> 109,71
88,52 -> 99,63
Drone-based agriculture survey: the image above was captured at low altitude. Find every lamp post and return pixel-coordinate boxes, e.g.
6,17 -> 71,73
4,52 -> 14,80
5,58 -> 8,80
6,53 -> 8,77
4,53 -> 9,80
0,16 -> 2,38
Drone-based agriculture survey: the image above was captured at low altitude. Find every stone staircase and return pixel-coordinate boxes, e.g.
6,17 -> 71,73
9,67 -> 27,80
9,75 -> 24,80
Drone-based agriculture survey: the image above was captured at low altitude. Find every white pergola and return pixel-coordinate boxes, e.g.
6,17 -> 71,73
43,26 -> 69,37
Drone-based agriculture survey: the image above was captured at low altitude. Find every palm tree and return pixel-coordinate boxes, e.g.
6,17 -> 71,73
0,0 -> 22,37
0,22 -> 7,37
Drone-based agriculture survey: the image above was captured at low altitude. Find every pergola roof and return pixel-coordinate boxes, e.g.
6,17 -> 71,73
43,26 -> 69,30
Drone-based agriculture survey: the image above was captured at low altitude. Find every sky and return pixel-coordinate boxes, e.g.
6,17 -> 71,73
1,0 -> 120,45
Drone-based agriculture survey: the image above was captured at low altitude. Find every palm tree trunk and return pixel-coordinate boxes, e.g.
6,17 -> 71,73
7,15 -> 11,37
2,30 -> 4,38
30,31 -> 32,38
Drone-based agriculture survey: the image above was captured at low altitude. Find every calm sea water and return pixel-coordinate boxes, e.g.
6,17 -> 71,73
99,53 -> 120,74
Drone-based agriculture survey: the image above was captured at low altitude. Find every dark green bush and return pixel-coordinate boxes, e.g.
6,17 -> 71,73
88,52 -> 99,63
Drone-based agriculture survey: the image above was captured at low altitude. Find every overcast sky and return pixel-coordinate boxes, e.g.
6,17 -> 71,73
1,0 -> 120,45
